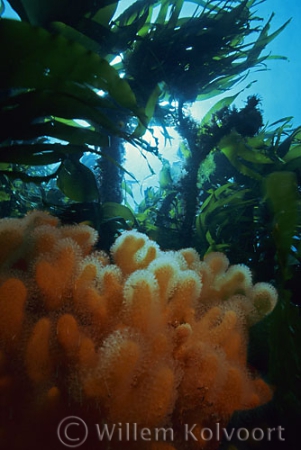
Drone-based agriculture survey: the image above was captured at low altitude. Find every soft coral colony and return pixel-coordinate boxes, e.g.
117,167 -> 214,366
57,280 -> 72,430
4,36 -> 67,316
0,211 -> 277,450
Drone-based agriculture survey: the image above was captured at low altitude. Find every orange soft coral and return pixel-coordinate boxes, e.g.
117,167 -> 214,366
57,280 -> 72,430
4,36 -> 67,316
0,212 -> 277,450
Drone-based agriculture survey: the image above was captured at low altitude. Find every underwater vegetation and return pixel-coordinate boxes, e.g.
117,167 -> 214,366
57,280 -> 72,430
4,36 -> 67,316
0,0 -> 301,449
0,0 -> 291,206
0,211 -> 277,449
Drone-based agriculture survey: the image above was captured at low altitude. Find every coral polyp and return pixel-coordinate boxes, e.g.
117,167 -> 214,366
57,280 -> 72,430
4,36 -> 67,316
0,212 -> 277,450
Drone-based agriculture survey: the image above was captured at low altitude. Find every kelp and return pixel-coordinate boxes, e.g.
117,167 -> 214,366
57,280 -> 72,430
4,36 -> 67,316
265,171 -> 299,281
56,156 -> 100,202
136,104 -> 301,276
1,0 -> 299,260
175,95 -> 264,247
196,183 -> 256,253
6,0 -> 117,27
7,0 -> 290,106
0,19 -> 145,124
1,0 -> 290,207
122,0 -> 290,106
0,18 -> 148,202
195,119 -> 301,260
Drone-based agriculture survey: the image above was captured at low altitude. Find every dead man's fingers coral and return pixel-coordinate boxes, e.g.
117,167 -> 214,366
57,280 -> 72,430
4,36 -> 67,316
0,212 -> 278,450
111,230 -> 160,275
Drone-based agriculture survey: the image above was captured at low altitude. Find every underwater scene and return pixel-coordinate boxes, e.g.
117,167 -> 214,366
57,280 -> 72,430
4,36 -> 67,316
0,0 -> 300,449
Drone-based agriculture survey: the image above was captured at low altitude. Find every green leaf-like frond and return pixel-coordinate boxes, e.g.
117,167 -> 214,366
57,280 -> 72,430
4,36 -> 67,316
0,18 -> 147,179
264,171 -> 299,280
57,157 -> 99,202
0,19 -> 139,111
